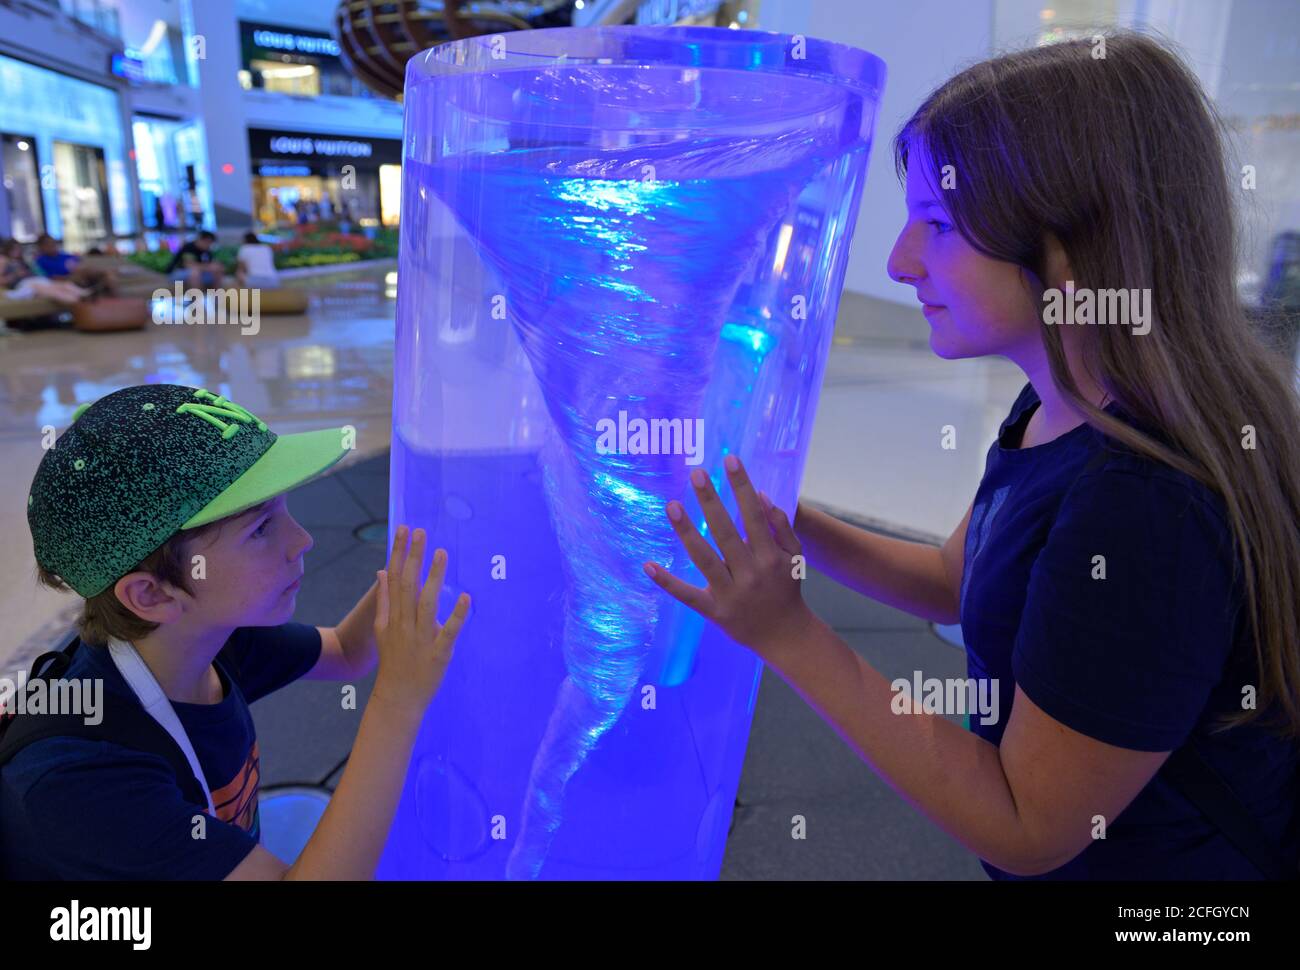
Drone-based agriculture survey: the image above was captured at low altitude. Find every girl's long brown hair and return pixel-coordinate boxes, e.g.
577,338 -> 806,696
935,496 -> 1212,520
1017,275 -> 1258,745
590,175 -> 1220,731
895,31 -> 1300,740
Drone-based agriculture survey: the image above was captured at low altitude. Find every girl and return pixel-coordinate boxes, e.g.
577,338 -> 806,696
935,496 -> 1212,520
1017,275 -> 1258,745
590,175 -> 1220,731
646,31 -> 1299,880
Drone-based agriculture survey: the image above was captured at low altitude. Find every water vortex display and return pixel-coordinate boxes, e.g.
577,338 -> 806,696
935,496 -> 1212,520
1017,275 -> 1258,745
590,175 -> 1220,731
381,26 -> 884,880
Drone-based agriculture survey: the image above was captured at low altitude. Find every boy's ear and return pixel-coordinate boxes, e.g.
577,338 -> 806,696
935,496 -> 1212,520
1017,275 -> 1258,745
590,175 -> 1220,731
113,572 -> 187,625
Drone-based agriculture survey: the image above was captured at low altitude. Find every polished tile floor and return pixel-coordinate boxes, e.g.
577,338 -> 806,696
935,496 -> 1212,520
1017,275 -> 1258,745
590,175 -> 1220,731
0,262 -> 1026,671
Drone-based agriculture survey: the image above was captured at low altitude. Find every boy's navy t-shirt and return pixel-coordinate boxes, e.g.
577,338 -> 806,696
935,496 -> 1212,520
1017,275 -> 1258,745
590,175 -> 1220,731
962,382 -> 1298,879
0,622 -> 321,880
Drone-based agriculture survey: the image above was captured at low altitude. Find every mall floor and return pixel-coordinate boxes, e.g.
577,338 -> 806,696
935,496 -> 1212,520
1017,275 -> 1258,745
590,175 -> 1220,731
0,260 -> 1034,879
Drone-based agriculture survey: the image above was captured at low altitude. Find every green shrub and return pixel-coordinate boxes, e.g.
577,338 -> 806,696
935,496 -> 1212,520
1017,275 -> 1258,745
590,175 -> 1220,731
127,250 -> 174,273
129,236 -> 394,274
279,252 -> 362,267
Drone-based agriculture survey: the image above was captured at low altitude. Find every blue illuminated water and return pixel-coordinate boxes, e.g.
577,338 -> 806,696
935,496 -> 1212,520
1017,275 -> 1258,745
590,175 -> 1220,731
383,104 -> 873,879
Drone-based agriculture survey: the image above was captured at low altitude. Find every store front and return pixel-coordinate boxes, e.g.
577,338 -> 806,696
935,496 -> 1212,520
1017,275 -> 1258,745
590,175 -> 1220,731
0,54 -> 131,248
247,128 -> 400,230
51,141 -> 112,244
238,20 -> 373,99
132,115 -> 213,232
1,132 -> 44,241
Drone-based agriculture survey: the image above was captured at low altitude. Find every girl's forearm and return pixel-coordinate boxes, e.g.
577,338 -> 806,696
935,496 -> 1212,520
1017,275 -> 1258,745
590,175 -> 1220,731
793,503 -> 960,623
761,609 -> 1043,875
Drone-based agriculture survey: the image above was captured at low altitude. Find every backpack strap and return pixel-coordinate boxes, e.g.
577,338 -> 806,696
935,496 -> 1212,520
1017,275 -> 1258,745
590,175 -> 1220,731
1079,443 -> 1295,880
0,635 -> 81,734
0,638 -> 208,810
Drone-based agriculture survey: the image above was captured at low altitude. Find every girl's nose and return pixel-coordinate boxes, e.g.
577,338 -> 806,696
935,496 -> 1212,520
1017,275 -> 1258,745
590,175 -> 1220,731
887,224 -> 924,286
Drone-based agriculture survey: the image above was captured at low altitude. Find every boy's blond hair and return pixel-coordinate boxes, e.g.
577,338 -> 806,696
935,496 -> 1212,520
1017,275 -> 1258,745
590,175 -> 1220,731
35,519 -> 226,647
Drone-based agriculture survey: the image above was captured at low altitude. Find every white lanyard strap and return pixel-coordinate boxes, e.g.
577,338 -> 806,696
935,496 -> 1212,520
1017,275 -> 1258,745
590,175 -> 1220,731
106,638 -> 216,817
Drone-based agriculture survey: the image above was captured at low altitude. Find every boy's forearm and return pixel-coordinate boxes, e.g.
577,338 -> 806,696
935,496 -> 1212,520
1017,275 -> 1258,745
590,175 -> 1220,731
760,611 -> 1037,874
282,694 -> 422,880
335,579 -> 379,677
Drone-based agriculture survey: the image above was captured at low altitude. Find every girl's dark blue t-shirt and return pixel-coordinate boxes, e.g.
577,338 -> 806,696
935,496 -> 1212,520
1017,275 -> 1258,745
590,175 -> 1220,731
963,382 -> 1298,880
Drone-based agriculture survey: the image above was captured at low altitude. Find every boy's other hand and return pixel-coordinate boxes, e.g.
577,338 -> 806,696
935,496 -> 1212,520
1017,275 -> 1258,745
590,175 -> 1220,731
370,525 -> 470,717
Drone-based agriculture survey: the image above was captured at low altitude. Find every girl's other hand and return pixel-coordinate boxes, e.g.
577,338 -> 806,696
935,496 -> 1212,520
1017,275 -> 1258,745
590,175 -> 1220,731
645,456 -> 816,659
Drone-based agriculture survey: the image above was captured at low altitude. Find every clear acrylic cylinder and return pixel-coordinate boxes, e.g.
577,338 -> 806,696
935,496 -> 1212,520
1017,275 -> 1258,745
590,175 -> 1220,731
381,25 -> 885,880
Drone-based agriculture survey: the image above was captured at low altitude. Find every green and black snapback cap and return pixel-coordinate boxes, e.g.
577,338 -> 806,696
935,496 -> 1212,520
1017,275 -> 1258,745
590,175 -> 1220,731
27,384 -> 351,598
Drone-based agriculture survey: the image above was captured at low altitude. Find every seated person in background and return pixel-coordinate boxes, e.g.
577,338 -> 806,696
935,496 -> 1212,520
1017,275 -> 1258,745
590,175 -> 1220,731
168,230 -> 225,289
2,239 -> 90,306
235,232 -> 280,289
0,239 -> 32,289
33,234 -> 116,295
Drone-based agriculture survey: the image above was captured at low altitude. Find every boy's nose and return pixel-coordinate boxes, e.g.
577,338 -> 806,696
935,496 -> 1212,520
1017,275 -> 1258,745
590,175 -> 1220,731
289,520 -> 314,559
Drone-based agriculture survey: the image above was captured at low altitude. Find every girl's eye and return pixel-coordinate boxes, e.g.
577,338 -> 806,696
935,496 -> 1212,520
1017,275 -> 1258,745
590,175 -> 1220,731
927,219 -> 953,234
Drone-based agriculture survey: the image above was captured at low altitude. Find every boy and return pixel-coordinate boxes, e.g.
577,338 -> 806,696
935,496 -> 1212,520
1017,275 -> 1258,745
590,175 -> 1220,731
1,383 -> 468,879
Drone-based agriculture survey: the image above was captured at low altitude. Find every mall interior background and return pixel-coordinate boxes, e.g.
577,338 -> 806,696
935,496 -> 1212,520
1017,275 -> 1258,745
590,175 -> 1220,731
0,1 -> 1294,290
0,0 -> 1296,744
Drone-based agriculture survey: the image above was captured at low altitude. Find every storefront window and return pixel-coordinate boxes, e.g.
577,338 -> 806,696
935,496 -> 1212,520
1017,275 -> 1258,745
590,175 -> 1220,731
1,133 -> 45,241
52,141 -> 111,249
0,54 -> 131,245
239,21 -> 372,99
249,59 -> 322,96
133,117 -> 199,230
247,128 -> 402,230
250,164 -> 400,229
173,122 -> 214,231
379,163 -> 401,227
253,167 -> 328,228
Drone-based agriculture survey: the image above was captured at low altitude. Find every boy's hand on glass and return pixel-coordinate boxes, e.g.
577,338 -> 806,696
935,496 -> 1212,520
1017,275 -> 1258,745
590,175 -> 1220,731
371,525 -> 470,716
645,455 -> 814,658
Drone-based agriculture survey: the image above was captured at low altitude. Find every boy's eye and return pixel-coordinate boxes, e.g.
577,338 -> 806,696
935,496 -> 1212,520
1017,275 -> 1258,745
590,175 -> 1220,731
251,516 -> 271,538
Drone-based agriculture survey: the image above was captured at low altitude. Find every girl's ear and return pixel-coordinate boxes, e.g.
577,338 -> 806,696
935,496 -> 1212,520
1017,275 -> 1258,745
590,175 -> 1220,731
1042,233 -> 1075,292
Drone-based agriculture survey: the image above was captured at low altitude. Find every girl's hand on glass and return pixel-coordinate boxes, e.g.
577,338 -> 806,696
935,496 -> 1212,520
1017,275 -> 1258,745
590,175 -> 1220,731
644,455 -> 814,659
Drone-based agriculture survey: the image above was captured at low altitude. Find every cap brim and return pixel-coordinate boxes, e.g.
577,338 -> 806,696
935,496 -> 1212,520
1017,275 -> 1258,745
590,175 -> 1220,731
181,427 -> 352,529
